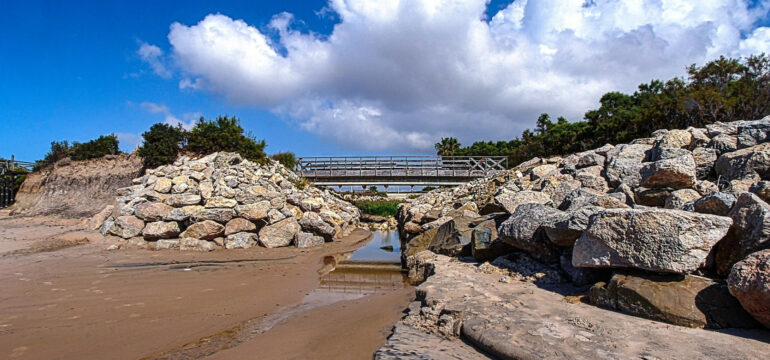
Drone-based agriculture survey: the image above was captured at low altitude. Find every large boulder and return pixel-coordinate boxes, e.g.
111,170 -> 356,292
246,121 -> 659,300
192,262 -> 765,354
234,200 -> 271,222
692,147 -> 718,179
692,192 -> 736,216
108,215 -> 145,239
715,143 -> 770,180
749,181 -> 770,203
428,216 -> 477,257
716,193 -> 770,276
190,208 -> 235,223
604,144 -> 652,187
590,273 -> 758,329
728,249 -> 770,328
224,218 -> 257,236
542,206 -> 601,247
470,217 -> 512,262
165,194 -> 202,207
498,204 -> 562,262
142,221 -> 180,240
225,232 -> 258,249
295,231 -> 324,248
573,209 -> 732,273
164,205 -> 204,222
258,217 -> 300,248
179,220 -> 225,240
299,211 -> 337,240
640,154 -> 697,189
493,189 -> 551,214
134,202 -> 173,222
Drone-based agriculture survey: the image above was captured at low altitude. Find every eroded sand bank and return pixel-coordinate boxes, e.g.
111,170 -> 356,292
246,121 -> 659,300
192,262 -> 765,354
0,215 -> 412,359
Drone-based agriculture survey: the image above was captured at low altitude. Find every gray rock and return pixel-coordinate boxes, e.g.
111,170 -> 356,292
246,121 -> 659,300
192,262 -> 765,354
165,194 -> 202,207
715,193 -> 770,276
498,204 -> 562,262
577,152 -> 605,168
258,217 -> 300,248
225,232 -> 258,249
728,249 -> 770,328
692,192 -> 736,216
708,134 -> 739,154
234,200 -> 271,221
179,220 -> 225,240
429,216 -> 477,257
692,147 -> 718,179
190,208 -> 235,223
604,144 -> 652,187
204,196 -> 238,208
108,215 -> 145,239
134,202 -> 173,221
141,221 -> 180,240
656,129 -> 693,149
559,249 -> 606,286
493,189 -> 551,213
542,206 -> 602,247
640,154 -> 697,189
299,211 -> 336,240
163,205 -> 204,222
153,177 -> 173,193
651,147 -> 691,161
573,208 -> 732,273
715,143 -> 770,180
295,231 -> 325,248
664,189 -> 701,210
470,218 -> 512,262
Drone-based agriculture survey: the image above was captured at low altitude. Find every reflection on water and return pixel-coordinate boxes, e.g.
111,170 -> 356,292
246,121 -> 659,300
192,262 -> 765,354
317,231 -> 407,297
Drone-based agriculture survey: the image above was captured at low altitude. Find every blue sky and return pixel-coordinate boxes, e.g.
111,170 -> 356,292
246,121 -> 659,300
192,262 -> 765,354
2,0 -> 769,161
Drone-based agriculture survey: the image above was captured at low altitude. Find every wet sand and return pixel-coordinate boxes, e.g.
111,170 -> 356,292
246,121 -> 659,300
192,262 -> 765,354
0,215 -> 412,359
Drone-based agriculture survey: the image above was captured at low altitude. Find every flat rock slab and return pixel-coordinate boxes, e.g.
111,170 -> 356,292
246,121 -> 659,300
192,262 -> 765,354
379,252 -> 770,360
374,324 -> 491,360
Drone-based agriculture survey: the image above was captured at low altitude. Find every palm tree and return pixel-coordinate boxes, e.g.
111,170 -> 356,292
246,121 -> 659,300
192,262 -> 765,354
434,137 -> 461,156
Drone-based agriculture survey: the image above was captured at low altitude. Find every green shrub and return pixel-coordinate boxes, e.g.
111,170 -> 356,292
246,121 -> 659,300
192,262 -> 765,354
138,123 -> 188,168
271,152 -> 297,169
186,116 -> 267,164
354,200 -> 403,217
34,140 -> 71,170
69,134 -> 120,161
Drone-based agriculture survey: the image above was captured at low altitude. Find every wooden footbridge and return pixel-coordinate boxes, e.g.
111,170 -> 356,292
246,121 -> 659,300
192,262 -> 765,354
295,156 -> 507,191
1,156 -> 35,208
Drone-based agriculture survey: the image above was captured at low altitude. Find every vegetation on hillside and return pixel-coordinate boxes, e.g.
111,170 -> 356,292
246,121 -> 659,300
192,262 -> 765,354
271,152 -> 297,169
354,199 -> 403,217
440,54 -> 770,167
34,134 -> 121,170
138,116 -> 267,168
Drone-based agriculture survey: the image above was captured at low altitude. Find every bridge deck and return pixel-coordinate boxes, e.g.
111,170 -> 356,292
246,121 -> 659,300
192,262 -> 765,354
296,156 -> 506,188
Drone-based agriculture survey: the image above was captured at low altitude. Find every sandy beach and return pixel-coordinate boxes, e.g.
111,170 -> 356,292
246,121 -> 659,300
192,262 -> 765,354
0,215 -> 412,359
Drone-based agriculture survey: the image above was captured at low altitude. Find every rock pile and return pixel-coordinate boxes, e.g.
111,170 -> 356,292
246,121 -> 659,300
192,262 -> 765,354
398,117 -> 770,329
99,152 -> 359,250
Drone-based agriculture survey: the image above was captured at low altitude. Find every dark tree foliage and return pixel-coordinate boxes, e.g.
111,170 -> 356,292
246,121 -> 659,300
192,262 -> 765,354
434,137 -> 461,156
271,152 -> 297,169
138,123 -> 188,168
186,116 -> 267,164
34,135 -> 120,170
69,134 -> 120,161
454,54 -> 770,167
34,140 -> 71,170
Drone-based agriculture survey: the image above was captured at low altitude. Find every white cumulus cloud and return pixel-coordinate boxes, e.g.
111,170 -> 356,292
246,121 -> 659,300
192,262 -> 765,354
140,101 -> 199,130
164,0 -> 770,151
137,42 -> 172,78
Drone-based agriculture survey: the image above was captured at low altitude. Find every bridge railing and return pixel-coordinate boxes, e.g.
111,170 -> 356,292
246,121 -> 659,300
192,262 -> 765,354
295,156 -> 507,179
1,156 -> 35,208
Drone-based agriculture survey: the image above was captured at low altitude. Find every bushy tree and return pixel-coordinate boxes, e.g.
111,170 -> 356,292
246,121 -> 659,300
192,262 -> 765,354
271,152 -> 297,169
452,54 -> 770,168
69,134 -> 120,161
138,123 -> 188,168
186,116 -> 267,164
434,137 -> 461,156
34,140 -> 71,170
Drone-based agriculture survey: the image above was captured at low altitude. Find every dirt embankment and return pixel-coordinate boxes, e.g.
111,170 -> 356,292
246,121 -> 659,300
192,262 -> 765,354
10,154 -> 143,218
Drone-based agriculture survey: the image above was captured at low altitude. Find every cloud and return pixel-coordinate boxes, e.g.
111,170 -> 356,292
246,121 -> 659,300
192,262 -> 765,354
140,101 -> 198,130
164,0 -> 770,151
116,132 -> 142,152
137,42 -> 172,78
